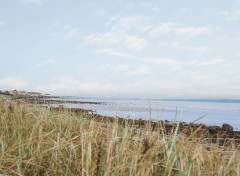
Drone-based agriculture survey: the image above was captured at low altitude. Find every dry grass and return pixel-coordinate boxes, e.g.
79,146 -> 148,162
0,98 -> 240,176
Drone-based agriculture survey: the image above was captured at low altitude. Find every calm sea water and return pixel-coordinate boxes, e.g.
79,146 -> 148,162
47,97 -> 240,130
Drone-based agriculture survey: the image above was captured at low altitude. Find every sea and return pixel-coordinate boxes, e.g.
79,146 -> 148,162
46,97 -> 240,130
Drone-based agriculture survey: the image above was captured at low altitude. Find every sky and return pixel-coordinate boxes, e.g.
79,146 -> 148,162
0,0 -> 240,99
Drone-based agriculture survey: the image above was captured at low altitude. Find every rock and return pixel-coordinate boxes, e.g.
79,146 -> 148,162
222,123 -> 233,132
206,126 -> 219,134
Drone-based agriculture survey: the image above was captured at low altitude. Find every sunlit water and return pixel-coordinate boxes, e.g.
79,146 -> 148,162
46,97 -> 240,130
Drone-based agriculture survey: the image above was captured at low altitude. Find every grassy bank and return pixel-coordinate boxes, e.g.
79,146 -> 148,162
0,98 -> 240,175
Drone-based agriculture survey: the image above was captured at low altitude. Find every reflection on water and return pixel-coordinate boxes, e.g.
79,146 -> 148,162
46,97 -> 240,130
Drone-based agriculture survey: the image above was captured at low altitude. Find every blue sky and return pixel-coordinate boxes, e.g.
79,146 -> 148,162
0,0 -> 240,99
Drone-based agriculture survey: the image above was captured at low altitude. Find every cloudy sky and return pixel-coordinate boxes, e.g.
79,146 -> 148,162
0,0 -> 240,99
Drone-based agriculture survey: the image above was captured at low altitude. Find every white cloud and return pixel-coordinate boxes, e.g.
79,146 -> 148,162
172,42 -> 207,52
37,59 -> 56,67
221,10 -> 240,21
96,48 -> 134,58
37,77 -> 120,96
86,33 -> 148,50
198,59 -> 225,66
0,77 -> 28,90
0,21 -> 4,26
127,66 -> 150,75
21,0 -> 44,5
104,64 -> 150,75
110,15 -> 152,33
96,48 -> 225,69
125,35 -> 148,50
85,15 -> 150,50
96,48 -> 186,68
37,77 -> 174,98
145,58 -> 181,66
85,32 -> 120,45
149,22 -> 177,36
192,74 -> 217,82
175,26 -> 211,37
86,16 -> 211,51
149,23 -> 211,38
35,74 -> 240,99
64,28 -> 79,39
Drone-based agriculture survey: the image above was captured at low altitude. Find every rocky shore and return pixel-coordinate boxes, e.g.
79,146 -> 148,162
10,95 -> 240,148
14,96 -> 102,105
47,105 -> 240,148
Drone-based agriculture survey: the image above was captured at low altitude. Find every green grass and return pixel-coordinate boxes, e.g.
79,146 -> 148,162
0,98 -> 239,175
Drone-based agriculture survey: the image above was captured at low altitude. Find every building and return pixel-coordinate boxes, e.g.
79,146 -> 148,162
9,90 -> 18,95
18,91 -> 27,95
8,90 -> 43,96
27,92 -> 42,96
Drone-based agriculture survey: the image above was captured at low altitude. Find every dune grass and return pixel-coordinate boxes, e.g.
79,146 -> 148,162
0,98 -> 240,175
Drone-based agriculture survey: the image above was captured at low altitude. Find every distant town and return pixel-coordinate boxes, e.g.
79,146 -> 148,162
0,90 -> 50,97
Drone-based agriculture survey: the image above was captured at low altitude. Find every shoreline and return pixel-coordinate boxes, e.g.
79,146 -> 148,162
47,105 -> 240,147
5,95 -> 240,141
15,95 -> 240,127
1,96 -> 240,175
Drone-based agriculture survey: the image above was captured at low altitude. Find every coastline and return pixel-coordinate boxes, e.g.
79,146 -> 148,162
1,95 -> 240,175
3,94 -> 240,144
52,106 -> 240,146
10,95 -> 240,145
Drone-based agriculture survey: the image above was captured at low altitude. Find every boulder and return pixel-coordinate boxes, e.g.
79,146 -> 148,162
206,126 -> 219,134
222,123 -> 233,132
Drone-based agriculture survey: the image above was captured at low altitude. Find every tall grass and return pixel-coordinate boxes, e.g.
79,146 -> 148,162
0,98 -> 239,175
